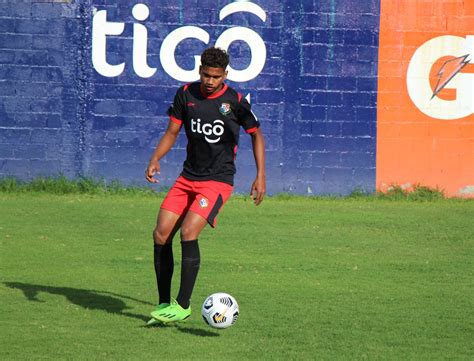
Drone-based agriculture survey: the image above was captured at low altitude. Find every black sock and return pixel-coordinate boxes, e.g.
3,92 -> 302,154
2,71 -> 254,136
154,243 -> 174,304
176,240 -> 200,309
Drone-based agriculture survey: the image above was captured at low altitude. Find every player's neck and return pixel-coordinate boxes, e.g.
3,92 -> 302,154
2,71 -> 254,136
200,82 -> 225,98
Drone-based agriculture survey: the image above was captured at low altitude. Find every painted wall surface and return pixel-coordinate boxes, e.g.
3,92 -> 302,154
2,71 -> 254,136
3,1 -> 472,197
88,0 -> 379,195
0,0 -> 379,195
377,0 -> 474,197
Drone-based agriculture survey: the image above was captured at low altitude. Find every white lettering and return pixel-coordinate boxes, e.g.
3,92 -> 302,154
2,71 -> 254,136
91,10 -> 125,77
160,26 -> 210,82
132,4 -> 156,78
215,27 -> 266,82
196,118 -> 202,133
213,120 -> 225,137
202,123 -> 213,136
190,119 -> 225,143
219,2 -> 266,22
91,2 -> 268,82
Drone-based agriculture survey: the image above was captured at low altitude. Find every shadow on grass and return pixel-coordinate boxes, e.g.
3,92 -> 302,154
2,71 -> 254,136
175,324 -> 220,337
5,282 -> 221,337
4,282 -> 152,322
145,323 -> 220,337
144,322 -> 220,337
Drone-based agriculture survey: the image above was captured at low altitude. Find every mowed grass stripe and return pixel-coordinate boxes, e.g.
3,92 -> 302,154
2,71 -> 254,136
0,194 -> 472,360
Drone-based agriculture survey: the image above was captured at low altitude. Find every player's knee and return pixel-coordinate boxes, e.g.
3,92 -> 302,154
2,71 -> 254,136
180,226 -> 190,241
153,227 -> 169,245
180,225 -> 198,241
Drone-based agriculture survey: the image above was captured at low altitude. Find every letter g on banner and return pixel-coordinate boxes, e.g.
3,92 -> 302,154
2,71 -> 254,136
160,26 -> 210,82
160,2 -> 267,83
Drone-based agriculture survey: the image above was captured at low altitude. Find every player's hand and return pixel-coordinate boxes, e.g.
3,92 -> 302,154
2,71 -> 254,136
250,175 -> 266,206
145,161 -> 160,183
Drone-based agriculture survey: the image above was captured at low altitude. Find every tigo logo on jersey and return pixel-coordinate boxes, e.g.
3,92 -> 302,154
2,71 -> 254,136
219,103 -> 232,116
199,197 -> 209,208
191,118 -> 225,143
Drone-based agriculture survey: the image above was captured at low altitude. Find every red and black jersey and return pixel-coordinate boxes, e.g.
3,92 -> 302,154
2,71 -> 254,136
167,82 -> 260,185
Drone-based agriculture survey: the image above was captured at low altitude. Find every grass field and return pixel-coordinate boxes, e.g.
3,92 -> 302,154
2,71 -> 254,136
1,192 -> 473,360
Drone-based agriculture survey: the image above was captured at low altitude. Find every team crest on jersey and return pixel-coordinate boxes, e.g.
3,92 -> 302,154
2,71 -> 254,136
199,197 -> 209,208
219,103 -> 232,115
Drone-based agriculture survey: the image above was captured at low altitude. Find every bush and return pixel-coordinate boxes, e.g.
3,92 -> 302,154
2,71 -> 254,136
377,184 -> 445,201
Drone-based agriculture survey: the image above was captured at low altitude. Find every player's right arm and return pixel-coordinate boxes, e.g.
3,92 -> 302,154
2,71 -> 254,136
146,86 -> 186,183
145,120 -> 181,183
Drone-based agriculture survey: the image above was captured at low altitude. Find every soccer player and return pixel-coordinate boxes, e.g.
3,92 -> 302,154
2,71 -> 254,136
145,47 -> 266,324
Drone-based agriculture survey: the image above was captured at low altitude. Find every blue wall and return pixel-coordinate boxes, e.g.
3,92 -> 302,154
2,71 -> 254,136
0,0 -> 380,195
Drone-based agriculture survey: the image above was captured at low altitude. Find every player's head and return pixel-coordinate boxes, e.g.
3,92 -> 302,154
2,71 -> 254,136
201,47 -> 230,70
199,47 -> 229,95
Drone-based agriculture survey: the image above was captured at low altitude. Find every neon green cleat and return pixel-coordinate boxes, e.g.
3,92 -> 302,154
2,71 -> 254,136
150,300 -> 191,323
146,303 -> 170,325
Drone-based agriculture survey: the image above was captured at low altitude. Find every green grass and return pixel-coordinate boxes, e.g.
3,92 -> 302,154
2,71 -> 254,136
0,175 -> 163,196
0,175 -> 448,201
0,192 -> 473,360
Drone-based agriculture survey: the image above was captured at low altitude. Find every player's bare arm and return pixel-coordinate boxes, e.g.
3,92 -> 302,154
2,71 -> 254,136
250,128 -> 266,205
145,121 -> 181,183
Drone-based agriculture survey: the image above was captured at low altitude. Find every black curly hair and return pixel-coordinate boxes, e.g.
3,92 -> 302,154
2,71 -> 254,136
200,47 -> 230,70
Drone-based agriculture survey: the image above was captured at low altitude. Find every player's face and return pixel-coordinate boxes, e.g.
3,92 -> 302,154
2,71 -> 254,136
199,66 -> 227,95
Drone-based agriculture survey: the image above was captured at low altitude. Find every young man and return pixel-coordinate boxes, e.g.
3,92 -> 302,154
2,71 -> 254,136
145,47 -> 266,324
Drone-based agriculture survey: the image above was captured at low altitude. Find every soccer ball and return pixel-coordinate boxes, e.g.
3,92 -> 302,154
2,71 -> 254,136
201,292 -> 239,329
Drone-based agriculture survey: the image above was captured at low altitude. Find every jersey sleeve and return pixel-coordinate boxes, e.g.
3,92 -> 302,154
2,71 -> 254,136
167,87 -> 186,125
236,95 -> 260,134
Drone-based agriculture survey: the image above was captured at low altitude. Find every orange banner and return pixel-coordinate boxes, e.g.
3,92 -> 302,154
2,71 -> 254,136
377,0 -> 474,197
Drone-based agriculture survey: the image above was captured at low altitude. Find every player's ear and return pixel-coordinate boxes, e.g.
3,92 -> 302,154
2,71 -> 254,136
199,66 -> 202,74
223,70 -> 228,80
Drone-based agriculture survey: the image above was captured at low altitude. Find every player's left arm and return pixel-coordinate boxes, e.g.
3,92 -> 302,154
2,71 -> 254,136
249,128 -> 266,206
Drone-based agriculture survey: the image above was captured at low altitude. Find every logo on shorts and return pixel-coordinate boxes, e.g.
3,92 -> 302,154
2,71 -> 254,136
219,103 -> 232,115
199,197 -> 209,208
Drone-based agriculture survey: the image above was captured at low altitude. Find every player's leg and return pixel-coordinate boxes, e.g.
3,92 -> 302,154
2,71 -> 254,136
150,211 -> 207,323
175,211 -> 209,309
150,177 -> 193,323
148,210 -> 182,325
148,211 -> 186,326
152,209 -> 183,306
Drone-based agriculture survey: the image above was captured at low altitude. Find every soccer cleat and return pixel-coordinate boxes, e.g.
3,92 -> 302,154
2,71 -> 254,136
146,303 -> 170,325
150,300 -> 191,323
146,318 -> 161,326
